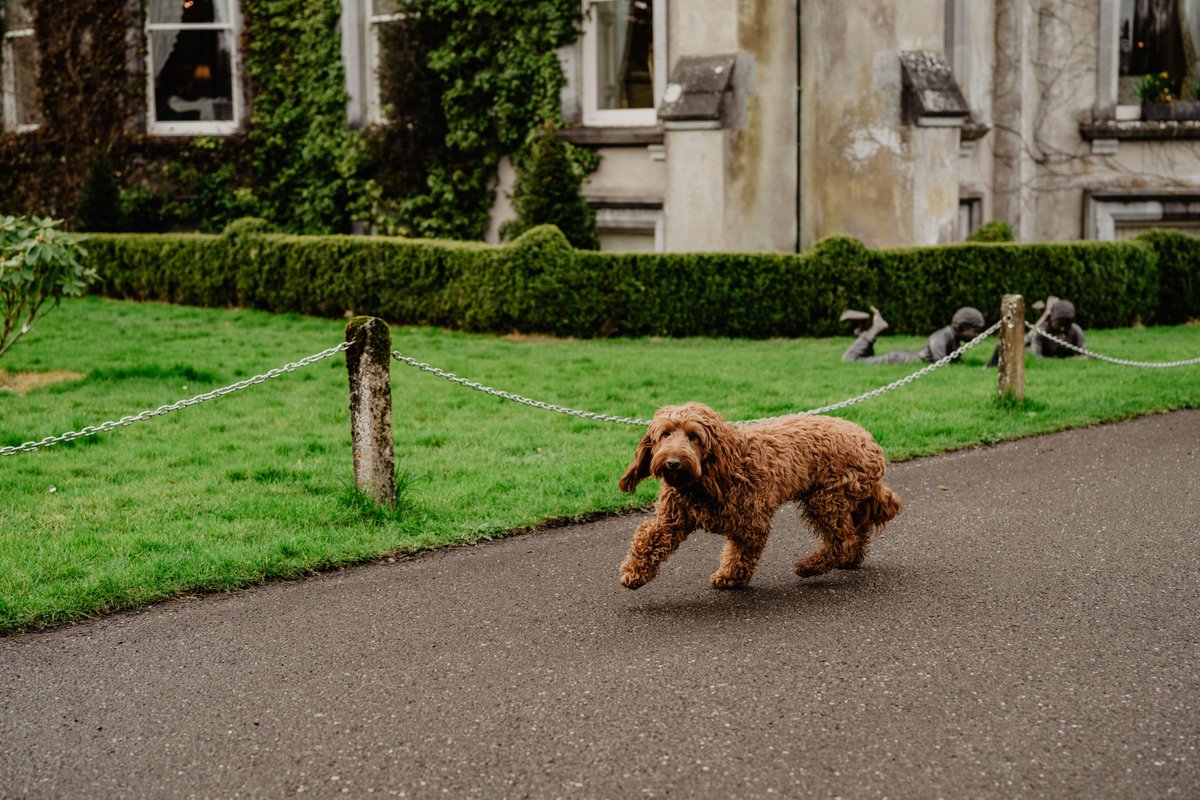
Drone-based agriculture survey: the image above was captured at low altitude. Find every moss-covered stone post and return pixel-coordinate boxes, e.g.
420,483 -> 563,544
998,294 -> 1026,402
345,316 -> 396,506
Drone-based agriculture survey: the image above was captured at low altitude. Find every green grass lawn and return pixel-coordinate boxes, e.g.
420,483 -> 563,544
1,297 -> 1197,634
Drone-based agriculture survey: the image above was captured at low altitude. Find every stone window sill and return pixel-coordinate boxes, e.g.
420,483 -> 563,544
558,125 -> 665,147
1080,118 -> 1200,141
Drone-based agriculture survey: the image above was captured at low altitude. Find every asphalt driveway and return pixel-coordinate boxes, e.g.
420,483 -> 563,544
2,410 -> 1198,799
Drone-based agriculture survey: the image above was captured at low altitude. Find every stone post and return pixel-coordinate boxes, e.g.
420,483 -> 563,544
345,316 -> 395,506
997,294 -> 1026,403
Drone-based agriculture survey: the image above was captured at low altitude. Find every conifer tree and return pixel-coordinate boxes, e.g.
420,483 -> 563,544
501,123 -> 599,250
75,153 -> 121,232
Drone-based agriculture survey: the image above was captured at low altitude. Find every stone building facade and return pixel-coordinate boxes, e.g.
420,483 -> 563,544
526,0 -> 1200,252
5,0 -> 1200,249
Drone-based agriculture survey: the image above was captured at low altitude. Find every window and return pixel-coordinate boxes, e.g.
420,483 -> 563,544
1116,0 -> 1200,104
943,0 -> 971,96
366,0 -> 406,123
342,0 -> 410,126
581,0 -> 666,126
1,0 -> 40,132
1085,192 -> 1200,239
146,0 -> 243,135
957,197 -> 982,241
594,205 -> 663,251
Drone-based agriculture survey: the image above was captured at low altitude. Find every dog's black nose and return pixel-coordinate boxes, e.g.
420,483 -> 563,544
665,457 -> 682,471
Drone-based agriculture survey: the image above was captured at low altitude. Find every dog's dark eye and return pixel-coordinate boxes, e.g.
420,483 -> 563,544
659,431 -> 671,440
687,432 -> 700,442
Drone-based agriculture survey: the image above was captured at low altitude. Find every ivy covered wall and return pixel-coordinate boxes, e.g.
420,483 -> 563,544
0,0 -> 581,238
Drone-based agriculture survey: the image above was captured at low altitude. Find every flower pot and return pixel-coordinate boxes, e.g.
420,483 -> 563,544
1115,104 -> 1142,121
1142,101 -> 1200,121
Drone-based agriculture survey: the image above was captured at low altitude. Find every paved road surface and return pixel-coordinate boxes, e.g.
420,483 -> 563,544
2,410 -> 1198,799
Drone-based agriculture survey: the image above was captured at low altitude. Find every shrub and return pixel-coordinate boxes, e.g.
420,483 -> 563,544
75,153 -> 121,233
965,220 -> 1015,243
81,228 -> 1197,338
500,123 -> 599,250
1136,229 -> 1200,324
1,216 -> 96,359
223,217 -> 277,237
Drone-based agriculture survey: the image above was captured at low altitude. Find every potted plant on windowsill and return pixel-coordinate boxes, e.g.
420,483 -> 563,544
1137,72 -> 1200,121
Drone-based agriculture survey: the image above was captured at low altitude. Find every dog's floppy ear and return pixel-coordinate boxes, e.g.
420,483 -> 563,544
694,407 -> 740,504
618,432 -> 653,493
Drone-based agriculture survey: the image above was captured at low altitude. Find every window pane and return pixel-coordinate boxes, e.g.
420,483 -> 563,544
9,34 -> 41,128
149,0 -> 231,25
5,0 -> 33,29
372,0 -> 403,16
152,28 -> 235,122
594,0 -> 654,110
1117,0 -> 1196,102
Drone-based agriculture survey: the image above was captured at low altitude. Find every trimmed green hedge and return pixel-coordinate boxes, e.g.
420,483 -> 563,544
84,226 -> 1199,337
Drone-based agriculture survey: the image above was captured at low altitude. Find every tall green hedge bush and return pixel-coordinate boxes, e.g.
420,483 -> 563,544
83,228 -> 1199,338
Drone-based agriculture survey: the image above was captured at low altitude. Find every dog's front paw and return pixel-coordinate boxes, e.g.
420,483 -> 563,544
709,571 -> 751,590
620,572 -> 647,590
619,560 -> 655,590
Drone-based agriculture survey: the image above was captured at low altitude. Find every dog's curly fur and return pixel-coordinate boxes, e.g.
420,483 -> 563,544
618,402 -> 902,590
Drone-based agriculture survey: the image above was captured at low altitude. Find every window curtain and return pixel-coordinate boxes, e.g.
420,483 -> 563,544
149,0 -> 231,78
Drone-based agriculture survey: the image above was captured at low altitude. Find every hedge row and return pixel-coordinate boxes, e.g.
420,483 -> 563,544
83,225 -> 1200,338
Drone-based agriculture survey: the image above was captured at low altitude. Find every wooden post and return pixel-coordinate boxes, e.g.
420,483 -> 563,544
997,294 -> 1025,402
345,316 -> 396,506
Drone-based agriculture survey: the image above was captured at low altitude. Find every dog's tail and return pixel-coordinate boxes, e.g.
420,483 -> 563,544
864,482 -> 903,534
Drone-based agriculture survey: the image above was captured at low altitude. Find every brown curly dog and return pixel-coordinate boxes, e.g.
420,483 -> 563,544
618,402 -> 902,589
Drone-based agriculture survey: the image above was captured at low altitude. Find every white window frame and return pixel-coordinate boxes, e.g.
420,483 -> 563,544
366,1 -> 407,124
581,0 -> 666,127
343,0 -> 409,127
145,0 -> 244,137
1,3 -> 38,133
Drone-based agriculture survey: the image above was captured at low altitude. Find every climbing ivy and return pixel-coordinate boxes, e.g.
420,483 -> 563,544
239,0 -> 374,234
369,0 -> 585,241
0,0 -> 136,219
0,0 -> 584,241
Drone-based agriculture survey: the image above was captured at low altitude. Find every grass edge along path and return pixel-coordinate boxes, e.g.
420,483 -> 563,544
0,298 -> 1197,634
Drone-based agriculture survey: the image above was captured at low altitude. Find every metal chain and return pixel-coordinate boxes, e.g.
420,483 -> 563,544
390,352 -> 652,425
392,319 -> 1003,427
1026,322 -> 1200,368
742,318 -> 1004,422
0,342 -> 351,457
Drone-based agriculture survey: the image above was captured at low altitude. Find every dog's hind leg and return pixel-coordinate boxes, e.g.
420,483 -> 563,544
795,491 -> 863,578
710,531 -> 768,589
836,500 -> 877,570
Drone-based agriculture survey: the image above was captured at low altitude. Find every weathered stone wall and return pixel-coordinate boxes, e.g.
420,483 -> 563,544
550,0 -> 1200,253
798,0 -> 959,249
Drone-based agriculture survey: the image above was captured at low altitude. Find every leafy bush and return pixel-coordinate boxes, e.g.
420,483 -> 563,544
1135,229 -> 1200,324
965,220 -> 1015,243
223,217 -> 277,237
75,152 -> 121,233
81,228 -> 1199,338
500,123 -> 599,250
0,216 -> 96,359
